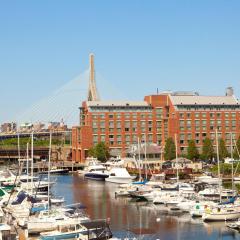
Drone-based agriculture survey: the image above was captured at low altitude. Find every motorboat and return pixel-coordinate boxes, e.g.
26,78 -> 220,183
197,175 -> 221,185
104,158 -> 124,169
40,222 -> 87,239
26,210 -> 89,235
105,167 -> 132,184
146,173 -> 165,188
84,165 -> 109,181
40,166 -> 69,175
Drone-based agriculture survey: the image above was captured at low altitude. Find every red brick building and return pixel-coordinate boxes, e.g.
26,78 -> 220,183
72,89 -> 240,163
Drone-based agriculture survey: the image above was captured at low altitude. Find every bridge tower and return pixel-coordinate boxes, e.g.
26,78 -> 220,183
87,53 -> 100,101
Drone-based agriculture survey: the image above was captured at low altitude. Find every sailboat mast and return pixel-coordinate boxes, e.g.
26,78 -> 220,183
31,132 -> 34,194
216,129 -> 221,203
174,134 -> 179,183
26,143 -> 29,193
230,132 -> 234,190
17,133 -> 20,160
138,137 -> 141,181
144,134 -> 147,180
48,131 -> 52,215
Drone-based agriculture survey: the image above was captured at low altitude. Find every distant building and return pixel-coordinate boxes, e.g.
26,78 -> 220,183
19,122 -> 33,132
33,122 -> 45,132
0,122 -> 17,133
48,119 -> 67,131
72,88 -> 240,163
171,158 -> 203,172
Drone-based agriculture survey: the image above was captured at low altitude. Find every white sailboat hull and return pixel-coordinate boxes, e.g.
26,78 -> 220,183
202,210 -> 240,221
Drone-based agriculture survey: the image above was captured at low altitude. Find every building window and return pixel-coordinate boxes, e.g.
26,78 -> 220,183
202,113 -> 206,118
217,113 -> 221,118
179,120 -> 184,127
210,113 -> 214,118
195,113 -> 200,118
156,108 -> 163,114
109,114 -> 114,119
125,135 -> 130,141
125,128 -> 129,132
109,121 -> 114,128
100,135 -> 105,141
180,113 -> 184,118
187,113 -> 191,118
195,126 -> 200,131
92,122 -> 98,127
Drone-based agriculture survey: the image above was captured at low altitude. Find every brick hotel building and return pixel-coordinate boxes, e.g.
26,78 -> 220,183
72,88 -> 240,163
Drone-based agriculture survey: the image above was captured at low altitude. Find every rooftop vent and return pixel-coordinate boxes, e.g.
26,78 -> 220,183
226,87 -> 234,96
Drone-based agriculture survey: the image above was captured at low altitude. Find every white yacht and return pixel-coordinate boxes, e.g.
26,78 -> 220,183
105,167 -> 133,184
197,175 -> 221,185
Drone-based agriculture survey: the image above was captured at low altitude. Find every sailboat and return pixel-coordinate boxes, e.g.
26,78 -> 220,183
202,130 -> 240,221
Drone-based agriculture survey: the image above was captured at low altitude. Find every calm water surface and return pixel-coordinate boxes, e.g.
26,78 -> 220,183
51,174 -> 240,240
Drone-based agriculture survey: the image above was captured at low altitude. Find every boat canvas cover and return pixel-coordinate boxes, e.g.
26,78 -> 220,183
221,196 -> 237,205
12,191 -> 27,205
81,219 -> 109,230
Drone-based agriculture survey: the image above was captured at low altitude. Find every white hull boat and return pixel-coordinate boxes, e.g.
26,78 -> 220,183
202,207 -> 240,221
105,167 -> 132,184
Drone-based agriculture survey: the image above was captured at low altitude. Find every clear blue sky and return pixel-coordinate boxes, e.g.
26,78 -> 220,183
1,1 -> 240,123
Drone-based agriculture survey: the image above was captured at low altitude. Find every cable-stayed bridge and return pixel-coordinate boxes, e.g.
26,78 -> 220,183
13,54 -> 127,128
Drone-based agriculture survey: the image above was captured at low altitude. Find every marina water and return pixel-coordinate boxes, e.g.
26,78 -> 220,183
52,174 -> 240,240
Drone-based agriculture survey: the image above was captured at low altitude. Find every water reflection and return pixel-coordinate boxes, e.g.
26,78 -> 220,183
52,174 -> 240,240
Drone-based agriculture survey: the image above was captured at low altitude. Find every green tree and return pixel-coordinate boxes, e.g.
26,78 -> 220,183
88,147 -> 96,158
233,137 -> 240,159
88,142 -> 110,162
218,138 -> 228,160
164,137 -> 176,160
201,138 -> 214,160
187,140 -> 199,160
